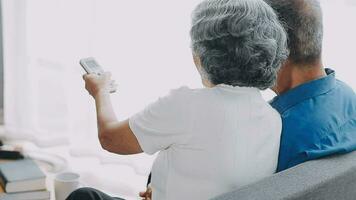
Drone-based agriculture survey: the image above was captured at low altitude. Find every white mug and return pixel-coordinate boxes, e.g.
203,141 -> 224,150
54,172 -> 80,200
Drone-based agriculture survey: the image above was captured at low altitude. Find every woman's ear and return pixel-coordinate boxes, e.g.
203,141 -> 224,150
193,54 -> 201,68
192,54 -> 214,88
193,54 -> 205,77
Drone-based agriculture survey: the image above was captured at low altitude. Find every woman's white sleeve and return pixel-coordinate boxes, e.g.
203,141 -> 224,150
129,87 -> 191,155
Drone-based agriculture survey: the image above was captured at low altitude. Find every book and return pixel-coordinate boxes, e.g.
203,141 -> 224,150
0,159 -> 46,193
0,185 -> 50,200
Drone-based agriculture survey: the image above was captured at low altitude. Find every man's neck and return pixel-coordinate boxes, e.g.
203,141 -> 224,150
274,60 -> 327,95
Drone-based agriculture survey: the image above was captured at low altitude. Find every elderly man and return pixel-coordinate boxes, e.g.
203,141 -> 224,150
266,0 -> 356,172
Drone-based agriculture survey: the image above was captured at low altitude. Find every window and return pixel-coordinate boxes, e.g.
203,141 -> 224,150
0,1 -> 3,124
2,0 -> 355,199
322,1 -> 356,87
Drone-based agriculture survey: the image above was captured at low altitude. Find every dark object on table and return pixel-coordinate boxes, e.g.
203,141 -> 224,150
0,150 -> 24,160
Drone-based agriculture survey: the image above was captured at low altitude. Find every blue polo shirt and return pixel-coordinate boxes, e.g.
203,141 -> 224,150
270,68 -> 356,172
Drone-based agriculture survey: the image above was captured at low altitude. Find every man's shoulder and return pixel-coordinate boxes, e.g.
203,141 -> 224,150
335,80 -> 356,98
278,78 -> 354,131
275,79 -> 355,114
285,82 -> 354,116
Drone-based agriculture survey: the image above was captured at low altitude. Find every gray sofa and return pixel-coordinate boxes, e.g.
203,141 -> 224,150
212,151 -> 356,200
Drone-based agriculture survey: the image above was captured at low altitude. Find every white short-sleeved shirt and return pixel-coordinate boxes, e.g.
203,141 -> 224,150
129,85 -> 281,200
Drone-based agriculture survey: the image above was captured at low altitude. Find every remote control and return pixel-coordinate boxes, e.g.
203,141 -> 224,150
80,57 -> 117,93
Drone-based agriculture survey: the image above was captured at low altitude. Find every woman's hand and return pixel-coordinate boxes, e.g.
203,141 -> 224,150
139,185 -> 152,200
83,72 -> 117,98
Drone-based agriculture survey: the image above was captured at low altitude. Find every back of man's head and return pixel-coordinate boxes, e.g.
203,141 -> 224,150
266,0 -> 323,66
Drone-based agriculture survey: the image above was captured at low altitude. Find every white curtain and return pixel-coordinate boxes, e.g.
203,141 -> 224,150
321,0 -> 356,87
2,0 -> 205,198
4,0 -> 354,140
2,0 -> 356,198
3,0 -> 203,142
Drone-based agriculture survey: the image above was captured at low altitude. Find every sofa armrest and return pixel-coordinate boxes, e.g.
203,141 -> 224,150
211,151 -> 356,200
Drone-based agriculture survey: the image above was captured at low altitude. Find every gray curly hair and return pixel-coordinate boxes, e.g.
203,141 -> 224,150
191,0 -> 289,90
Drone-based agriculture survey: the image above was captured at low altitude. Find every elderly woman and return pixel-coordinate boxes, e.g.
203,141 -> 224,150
68,0 -> 288,199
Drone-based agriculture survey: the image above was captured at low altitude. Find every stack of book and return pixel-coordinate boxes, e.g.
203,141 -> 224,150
0,159 -> 50,200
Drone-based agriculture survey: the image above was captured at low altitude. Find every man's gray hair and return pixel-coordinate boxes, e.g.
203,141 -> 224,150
191,0 -> 289,90
266,0 -> 323,65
